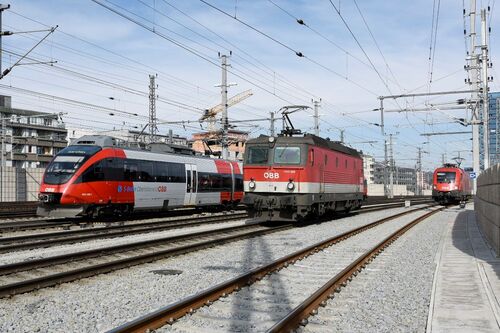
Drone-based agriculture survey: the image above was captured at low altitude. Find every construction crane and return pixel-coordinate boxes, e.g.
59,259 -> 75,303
200,89 -> 253,132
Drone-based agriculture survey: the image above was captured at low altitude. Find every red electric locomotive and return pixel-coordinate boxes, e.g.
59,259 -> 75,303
243,134 -> 365,222
38,135 -> 243,218
432,163 -> 472,206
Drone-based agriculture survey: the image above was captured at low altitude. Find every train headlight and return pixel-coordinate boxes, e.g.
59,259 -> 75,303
287,181 -> 295,191
249,180 -> 256,190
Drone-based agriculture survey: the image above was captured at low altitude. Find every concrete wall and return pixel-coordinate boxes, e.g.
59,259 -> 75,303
475,164 -> 500,256
0,167 -> 44,202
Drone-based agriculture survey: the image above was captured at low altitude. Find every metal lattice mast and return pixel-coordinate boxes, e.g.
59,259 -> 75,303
388,133 -> 394,198
220,54 -> 229,160
480,8 -> 490,169
148,74 -> 158,144
416,147 -> 422,196
466,0 -> 481,179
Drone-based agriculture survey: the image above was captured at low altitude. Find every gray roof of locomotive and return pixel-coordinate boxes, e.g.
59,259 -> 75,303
246,134 -> 362,158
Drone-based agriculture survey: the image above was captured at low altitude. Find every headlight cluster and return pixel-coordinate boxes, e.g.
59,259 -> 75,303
249,180 -> 256,190
287,181 -> 295,190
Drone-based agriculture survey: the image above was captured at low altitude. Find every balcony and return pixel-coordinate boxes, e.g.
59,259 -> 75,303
8,121 -> 67,133
12,136 -> 67,148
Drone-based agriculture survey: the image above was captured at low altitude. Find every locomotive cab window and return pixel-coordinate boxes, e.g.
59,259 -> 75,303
436,172 -> 456,183
43,145 -> 101,185
246,146 -> 269,164
274,146 -> 301,164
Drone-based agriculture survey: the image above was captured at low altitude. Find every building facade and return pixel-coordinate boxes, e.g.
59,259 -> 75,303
372,160 -> 434,196
191,130 -> 248,161
66,127 -> 188,147
483,92 -> 500,167
0,96 -> 67,169
362,154 -> 375,184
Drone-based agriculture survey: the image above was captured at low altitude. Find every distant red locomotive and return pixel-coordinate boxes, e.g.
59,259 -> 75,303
38,135 -> 243,218
243,134 -> 365,222
432,163 -> 472,205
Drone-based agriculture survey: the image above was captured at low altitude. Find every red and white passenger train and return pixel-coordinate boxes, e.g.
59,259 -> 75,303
432,163 -> 472,205
38,136 -> 243,218
243,134 -> 366,222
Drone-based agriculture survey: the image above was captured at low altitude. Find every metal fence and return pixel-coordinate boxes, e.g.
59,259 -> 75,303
0,167 -> 44,202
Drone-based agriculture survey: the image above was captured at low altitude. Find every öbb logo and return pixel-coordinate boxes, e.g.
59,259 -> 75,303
263,172 -> 280,179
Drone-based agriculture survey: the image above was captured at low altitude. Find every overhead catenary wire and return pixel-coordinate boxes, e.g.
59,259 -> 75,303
352,0 -> 403,91
326,0 -> 397,99
92,0 -> 301,106
197,0 -> 380,96
159,0 -> 320,101
8,10 -> 219,99
427,0 -> 441,86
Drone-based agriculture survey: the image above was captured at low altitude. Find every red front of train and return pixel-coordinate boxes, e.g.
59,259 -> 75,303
38,135 -> 243,218
432,164 -> 472,204
243,134 -> 365,222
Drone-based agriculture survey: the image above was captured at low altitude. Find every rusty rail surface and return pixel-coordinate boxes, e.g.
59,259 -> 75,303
107,205 -> 437,333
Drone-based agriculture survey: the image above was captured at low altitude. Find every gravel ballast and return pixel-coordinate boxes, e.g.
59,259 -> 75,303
299,205 -> 456,333
0,205 -> 441,332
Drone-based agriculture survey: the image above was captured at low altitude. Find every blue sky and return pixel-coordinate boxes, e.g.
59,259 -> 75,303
3,0 -> 499,170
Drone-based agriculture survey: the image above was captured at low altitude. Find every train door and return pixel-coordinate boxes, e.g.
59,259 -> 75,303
184,164 -> 197,205
320,152 -> 325,193
229,162 -> 234,202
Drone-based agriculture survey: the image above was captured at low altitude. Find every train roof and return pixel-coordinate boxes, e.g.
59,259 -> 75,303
69,135 -> 241,164
246,134 -> 362,158
434,165 -> 466,172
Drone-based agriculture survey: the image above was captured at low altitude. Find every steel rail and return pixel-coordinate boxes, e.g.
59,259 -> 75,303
0,207 -> 222,232
0,212 -> 248,252
0,215 -> 256,276
267,207 -> 444,332
106,204 -> 436,333
0,223 -> 292,298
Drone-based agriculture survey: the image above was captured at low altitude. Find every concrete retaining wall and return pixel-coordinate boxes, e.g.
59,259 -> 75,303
475,164 -> 500,256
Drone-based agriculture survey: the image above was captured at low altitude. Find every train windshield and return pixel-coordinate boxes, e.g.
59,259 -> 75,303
274,146 -> 301,164
436,172 -> 456,183
246,146 -> 269,165
44,145 -> 101,185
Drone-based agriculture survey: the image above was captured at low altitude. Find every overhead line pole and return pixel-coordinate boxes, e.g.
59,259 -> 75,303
312,99 -> 321,136
480,8 -> 490,169
388,133 -> 394,199
1,117 -> 5,201
220,53 -> 230,160
379,98 -> 388,197
148,74 -> 158,144
0,4 -> 9,202
468,0 -> 481,190
269,112 -> 276,137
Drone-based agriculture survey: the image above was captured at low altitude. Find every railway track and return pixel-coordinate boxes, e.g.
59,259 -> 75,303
0,202 -> 37,219
0,218 -> 286,297
0,204 -> 435,298
0,199 -> 433,253
0,197 -> 433,234
0,212 -> 248,253
106,205 -> 443,333
0,207 -> 241,233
